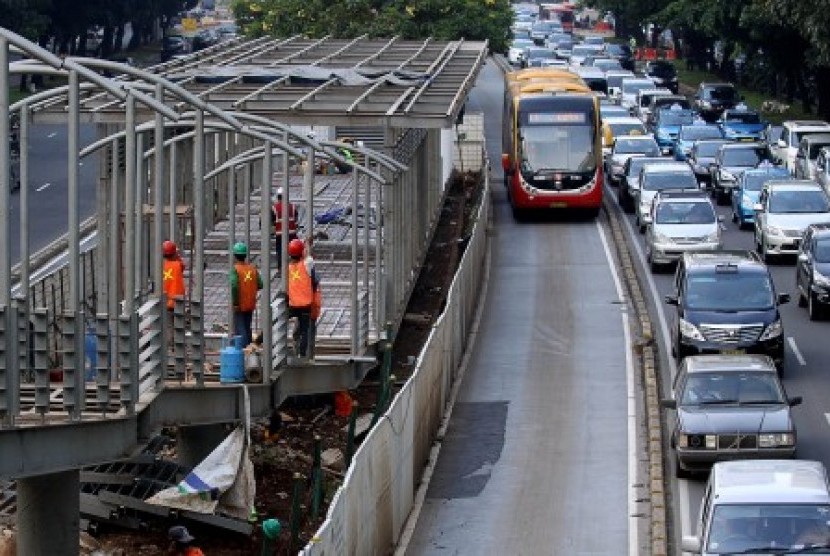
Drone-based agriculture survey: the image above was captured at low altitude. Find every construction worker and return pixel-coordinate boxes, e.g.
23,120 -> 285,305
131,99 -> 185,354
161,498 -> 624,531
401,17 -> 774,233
334,138 -> 356,174
229,242 -> 263,348
167,525 -> 204,556
162,240 -> 186,311
271,187 -> 298,269
287,238 -> 320,358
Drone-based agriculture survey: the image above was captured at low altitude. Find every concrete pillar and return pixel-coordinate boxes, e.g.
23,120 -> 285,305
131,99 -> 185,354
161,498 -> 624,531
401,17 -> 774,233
176,423 -> 228,470
16,469 -> 80,555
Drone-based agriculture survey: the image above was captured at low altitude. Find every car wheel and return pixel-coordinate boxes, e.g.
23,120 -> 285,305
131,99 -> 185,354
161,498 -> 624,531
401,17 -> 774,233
808,291 -> 824,321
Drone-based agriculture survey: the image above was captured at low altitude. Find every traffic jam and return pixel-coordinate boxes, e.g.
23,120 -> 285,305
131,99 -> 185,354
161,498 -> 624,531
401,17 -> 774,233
511,3 -> 830,554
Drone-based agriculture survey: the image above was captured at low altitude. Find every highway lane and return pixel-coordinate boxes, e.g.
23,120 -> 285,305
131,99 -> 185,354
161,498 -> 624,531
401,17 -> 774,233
10,123 -> 99,263
608,171 -> 830,551
404,60 -> 645,554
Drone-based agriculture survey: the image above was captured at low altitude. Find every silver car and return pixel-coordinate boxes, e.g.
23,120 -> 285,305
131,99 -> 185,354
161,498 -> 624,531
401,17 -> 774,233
754,179 -> 830,261
636,162 -> 698,232
645,191 -> 722,271
661,354 -> 801,478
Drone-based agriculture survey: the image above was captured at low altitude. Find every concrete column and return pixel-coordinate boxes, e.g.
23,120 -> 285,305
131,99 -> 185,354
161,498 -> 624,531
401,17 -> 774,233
17,469 -> 80,555
176,423 -> 228,470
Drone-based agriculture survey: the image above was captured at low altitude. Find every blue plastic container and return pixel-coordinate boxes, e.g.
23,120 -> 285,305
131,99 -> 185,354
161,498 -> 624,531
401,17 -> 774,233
220,335 -> 245,383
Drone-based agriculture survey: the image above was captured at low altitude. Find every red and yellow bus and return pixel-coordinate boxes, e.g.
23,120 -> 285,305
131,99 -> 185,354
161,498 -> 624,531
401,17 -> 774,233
502,72 -> 603,218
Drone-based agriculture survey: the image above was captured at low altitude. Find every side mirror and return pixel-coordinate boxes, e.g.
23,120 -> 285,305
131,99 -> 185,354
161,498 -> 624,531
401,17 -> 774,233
778,292 -> 791,305
798,253 -> 809,263
789,396 -> 803,407
681,536 -> 701,553
753,203 -> 764,212
777,139 -> 786,148
660,399 -> 677,410
665,294 -> 679,305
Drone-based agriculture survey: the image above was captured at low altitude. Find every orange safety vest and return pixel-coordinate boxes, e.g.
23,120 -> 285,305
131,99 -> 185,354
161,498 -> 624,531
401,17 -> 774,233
163,258 -> 186,310
288,260 -> 313,309
235,262 -> 259,312
273,201 -> 298,234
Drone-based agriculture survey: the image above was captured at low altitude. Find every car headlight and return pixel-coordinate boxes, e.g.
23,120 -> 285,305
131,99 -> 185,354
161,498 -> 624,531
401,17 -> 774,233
705,230 -> 720,243
679,318 -> 705,341
814,270 -> 830,287
720,170 -> 736,182
759,319 -> 783,341
678,433 -> 717,449
766,225 -> 784,237
758,433 -> 795,448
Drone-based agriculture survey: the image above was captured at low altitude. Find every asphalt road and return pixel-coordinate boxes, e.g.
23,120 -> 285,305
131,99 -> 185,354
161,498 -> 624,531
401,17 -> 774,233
10,123 -> 100,264
404,60 -> 646,554
608,151 -> 830,551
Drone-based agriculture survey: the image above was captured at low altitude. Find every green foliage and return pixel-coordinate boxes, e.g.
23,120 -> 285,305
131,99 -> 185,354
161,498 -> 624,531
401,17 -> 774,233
231,0 -> 512,52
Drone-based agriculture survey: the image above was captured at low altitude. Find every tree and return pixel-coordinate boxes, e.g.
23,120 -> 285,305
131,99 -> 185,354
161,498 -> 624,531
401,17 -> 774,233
231,0 -> 513,53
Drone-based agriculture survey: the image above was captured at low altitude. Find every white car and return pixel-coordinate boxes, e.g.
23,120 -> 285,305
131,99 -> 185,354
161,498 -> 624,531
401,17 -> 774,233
645,190 -> 721,271
605,70 -> 635,102
776,120 -> 830,172
634,88 -> 673,123
620,77 -> 658,113
508,39 -> 535,66
754,179 -> 830,261
636,162 -> 699,232
568,44 -> 603,66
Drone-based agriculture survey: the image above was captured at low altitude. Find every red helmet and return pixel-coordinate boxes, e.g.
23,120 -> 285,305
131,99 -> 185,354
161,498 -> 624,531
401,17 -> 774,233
162,240 -> 177,256
288,238 -> 304,258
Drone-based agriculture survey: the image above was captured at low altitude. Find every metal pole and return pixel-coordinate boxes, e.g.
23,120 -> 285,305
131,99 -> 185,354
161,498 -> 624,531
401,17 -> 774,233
282,151 -> 291,287
302,146 -> 314,251
0,38 -> 10,307
153,82 -> 165,299
124,94 -> 136,314
193,109 -> 205,367
260,142 -> 272,382
244,164 -> 251,247
109,138 -> 119,320
228,167 -> 236,334
135,133 -> 145,299
168,141 -> 177,241
362,151 -> 370,302
19,107 -> 30,316
376,175 -> 384,330
351,170 -> 359,355
68,69 -> 83,418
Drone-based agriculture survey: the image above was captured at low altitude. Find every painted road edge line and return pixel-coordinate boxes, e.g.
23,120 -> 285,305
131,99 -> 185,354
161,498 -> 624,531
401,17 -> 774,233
787,337 -> 807,366
603,194 -> 669,556
596,220 -> 639,556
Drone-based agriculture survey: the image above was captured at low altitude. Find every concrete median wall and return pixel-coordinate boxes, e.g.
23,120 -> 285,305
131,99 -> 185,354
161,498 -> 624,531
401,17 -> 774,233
301,117 -> 490,555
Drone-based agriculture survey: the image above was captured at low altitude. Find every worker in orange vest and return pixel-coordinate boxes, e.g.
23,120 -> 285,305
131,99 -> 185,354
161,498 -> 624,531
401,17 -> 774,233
287,238 -> 320,358
271,187 -> 298,270
229,242 -> 263,348
167,525 -> 205,556
162,240 -> 186,311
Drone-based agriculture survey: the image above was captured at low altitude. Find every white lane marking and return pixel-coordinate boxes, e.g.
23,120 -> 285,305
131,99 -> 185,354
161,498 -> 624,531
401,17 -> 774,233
787,337 -> 807,366
36,182 -> 50,192
47,132 -> 56,138
596,220 -> 638,556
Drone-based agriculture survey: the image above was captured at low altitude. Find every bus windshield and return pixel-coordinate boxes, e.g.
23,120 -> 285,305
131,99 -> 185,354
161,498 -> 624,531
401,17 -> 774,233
520,125 -> 596,174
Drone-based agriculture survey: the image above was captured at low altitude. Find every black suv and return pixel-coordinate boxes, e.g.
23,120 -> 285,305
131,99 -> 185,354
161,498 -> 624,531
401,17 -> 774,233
666,251 -> 789,371
605,43 -> 634,71
694,82 -> 741,122
645,60 -> 678,94
796,223 -> 830,320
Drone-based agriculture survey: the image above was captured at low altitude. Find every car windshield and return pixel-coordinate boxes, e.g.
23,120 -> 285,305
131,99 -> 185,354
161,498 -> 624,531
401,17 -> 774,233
660,112 -> 695,126
642,171 -> 698,191
722,147 -> 768,167
793,130 -> 830,146
572,45 -> 598,56
602,107 -> 629,119
681,371 -> 784,405
622,81 -> 654,94
724,112 -> 761,124
815,239 -> 830,262
627,159 -> 663,177
706,504 -> 830,554
595,60 -> 622,71
649,62 -> 676,77
704,86 -> 739,102
681,126 -> 722,141
769,189 -> 830,213
655,201 -> 715,224
615,137 -> 657,155
606,44 -> 630,56
512,39 -> 534,49
808,142 -> 830,159
520,125 -> 596,173
527,49 -> 556,60
695,142 -> 729,158
685,271 -> 775,310
742,173 -> 782,191
766,126 -> 784,142
607,74 -> 632,88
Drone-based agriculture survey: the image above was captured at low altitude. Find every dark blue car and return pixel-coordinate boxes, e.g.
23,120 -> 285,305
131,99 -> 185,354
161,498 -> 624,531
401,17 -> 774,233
718,106 -> 767,141
730,163 -> 791,229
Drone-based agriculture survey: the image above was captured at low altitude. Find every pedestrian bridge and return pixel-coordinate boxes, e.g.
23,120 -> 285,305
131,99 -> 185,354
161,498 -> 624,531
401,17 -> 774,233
0,29 -> 487,487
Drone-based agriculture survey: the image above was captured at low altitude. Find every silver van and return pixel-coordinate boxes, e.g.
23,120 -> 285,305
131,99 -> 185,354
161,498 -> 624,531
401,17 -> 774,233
683,460 -> 830,555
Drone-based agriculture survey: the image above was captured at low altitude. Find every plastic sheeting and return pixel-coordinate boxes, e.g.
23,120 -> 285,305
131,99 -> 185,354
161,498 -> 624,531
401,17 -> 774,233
301,149 -> 491,555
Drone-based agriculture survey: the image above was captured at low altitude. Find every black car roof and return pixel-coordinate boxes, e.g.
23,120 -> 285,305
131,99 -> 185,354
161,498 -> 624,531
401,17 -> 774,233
682,250 -> 767,273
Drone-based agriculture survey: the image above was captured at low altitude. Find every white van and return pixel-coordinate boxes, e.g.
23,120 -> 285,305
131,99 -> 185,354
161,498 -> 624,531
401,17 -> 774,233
683,460 -> 830,555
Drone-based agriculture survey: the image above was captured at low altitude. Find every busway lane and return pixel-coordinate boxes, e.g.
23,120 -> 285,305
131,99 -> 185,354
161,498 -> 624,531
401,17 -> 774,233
402,59 -> 645,555
607,174 -> 830,552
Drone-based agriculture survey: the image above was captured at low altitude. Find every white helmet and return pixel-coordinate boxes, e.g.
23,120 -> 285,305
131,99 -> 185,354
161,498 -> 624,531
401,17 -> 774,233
276,187 -> 283,197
